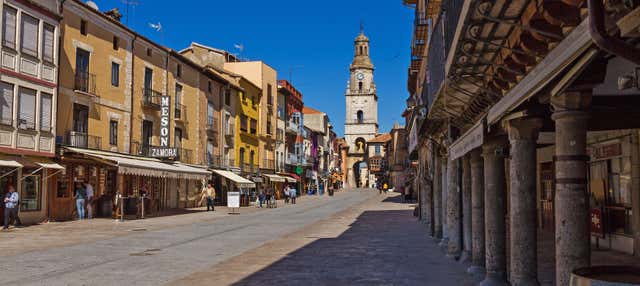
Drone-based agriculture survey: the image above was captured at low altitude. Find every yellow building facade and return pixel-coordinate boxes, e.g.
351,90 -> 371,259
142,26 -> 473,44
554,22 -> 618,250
236,78 -> 261,176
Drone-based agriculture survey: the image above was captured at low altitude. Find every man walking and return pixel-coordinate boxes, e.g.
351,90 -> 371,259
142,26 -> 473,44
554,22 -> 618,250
289,186 -> 297,204
3,185 -> 21,230
85,182 -> 94,219
204,182 -> 216,211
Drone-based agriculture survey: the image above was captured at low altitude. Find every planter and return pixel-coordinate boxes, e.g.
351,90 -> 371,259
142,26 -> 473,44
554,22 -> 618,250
571,266 -> 640,286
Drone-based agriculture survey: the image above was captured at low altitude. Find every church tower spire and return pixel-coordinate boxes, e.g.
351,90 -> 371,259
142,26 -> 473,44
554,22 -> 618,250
350,29 -> 373,71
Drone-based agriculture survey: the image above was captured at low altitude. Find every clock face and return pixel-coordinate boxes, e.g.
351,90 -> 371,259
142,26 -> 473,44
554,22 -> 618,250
357,73 -> 364,80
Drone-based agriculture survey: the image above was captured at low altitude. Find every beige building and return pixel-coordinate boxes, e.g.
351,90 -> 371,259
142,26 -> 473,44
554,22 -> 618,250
0,0 -> 61,224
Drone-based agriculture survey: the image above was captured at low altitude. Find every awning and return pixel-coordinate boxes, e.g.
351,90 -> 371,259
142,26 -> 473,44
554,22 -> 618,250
171,163 -> 211,180
36,162 -> 65,170
212,169 -> 256,188
263,174 -> 286,182
63,147 -> 208,180
251,176 -> 263,183
282,173 -> 300,183
0,159 -> 22,168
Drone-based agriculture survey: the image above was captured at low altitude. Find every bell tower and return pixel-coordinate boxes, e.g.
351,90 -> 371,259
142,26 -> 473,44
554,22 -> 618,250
344,28 -> 378,188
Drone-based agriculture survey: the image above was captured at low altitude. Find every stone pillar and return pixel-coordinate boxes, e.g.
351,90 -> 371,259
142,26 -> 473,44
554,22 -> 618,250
422,144 -> 434,235
468,149 -> 485,276
447,157 -> 462,259
506,117 -> 543,286
434,148 -> 443,239
440,152 -> 449,247
632,131 -> 640,257
551,91 -> 591,286
461,154 -> 472,263
480,136 -> 508,286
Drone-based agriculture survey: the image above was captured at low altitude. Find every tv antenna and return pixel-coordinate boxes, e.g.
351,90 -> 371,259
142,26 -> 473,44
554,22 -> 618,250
289,65 -> 304,85
121,0 -> 139,25
149,22 -> 163,44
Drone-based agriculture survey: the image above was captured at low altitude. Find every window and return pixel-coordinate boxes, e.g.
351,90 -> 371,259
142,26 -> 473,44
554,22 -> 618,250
266,119 -> 272,135
358,81 -> 363,92
111,62 -> 120,87
207,81 -> 212,93
240,114 -> 248,132
42,23 -> 55,62
108,120 -> 118,145
224,89 -> 230,106
250,119 -> 257,134
112,36 -> 119,50
174,128 -> 182,148
21,13 -> 39,57
21,173 -> 40,211
174,84 -> 182,118
80,19 -> 87,35
375,145 -> 381,155
2,6 -> 17,49
206,140 -> 214,165
267,84 -> 272,104
146,48 -> 152,57
40,93 -> 52,132
357,110 -> 364,124
18,88 -> 36,130
0,82 -> 13,126
176,64 -> 182,78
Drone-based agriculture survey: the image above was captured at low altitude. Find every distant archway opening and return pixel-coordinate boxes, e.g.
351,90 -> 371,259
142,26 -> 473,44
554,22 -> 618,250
356,110 -> 364,124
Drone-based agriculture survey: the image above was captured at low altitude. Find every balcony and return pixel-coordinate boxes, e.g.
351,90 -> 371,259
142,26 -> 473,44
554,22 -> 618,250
176,147 -> 194,164
74,71 -> 96,95
207,153 -> 221,168
206,116 -> 217,133
174,103 -> 187,122
225,121 -> 235,137
142,88 -> 163,108
263,158 -> 275,170
286,153 -> 299,165
226,158 -> 235,168
66,131 -> 102,150
286,121 -> 300,134
240,163 -> 254,173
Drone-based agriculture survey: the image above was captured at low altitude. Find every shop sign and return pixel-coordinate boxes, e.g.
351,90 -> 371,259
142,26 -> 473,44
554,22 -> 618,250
295,165 -> 303,175
590,208 -> 604,238
227,191 -> 240,208
589,142 -> 621,160
151,96 -> 177,158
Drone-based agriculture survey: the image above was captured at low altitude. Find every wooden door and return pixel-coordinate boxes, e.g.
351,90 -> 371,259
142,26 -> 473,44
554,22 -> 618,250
49,168 -> 74,221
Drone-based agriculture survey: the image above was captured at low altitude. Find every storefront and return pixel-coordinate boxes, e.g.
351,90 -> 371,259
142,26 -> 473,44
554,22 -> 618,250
211,169 -> 255,206
56,147 -> 210,220
263,174 -> 287,199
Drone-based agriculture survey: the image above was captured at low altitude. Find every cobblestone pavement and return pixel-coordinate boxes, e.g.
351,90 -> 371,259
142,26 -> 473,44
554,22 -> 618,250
172,192 -> 477,286
0,190 -> 371,286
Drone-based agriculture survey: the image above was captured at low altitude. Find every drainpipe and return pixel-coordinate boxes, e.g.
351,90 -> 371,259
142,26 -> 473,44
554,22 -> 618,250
588,0 -> 640,65
130,35 -> 137,154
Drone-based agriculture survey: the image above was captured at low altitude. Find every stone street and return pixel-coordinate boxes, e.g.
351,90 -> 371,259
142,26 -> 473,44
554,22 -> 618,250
0,190 -> 474,286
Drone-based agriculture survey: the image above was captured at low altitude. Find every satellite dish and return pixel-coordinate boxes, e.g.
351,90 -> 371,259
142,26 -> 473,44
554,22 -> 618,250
86,1 -> 99,10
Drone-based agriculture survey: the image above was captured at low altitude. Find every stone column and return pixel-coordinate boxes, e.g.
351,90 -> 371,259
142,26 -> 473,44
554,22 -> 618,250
468,149 -> 485,276
480,136 -> 508,286
434,148 -> 443,239
423,146 -> 434,235
447,157 -> 462,259
632,131 -> 640,258
551,91 -> 591,286
461,154 -> 472,263
506,117 -> 543,286
440,153 -> 449,247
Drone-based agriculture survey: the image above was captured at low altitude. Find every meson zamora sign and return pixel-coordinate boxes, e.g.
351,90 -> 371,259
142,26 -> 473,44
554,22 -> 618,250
150,96 -> 177,158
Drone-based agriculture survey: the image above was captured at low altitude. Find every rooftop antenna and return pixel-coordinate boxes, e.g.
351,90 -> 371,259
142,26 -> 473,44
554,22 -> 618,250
289,65 -> 304,85
121,0 -> 139,26
360,19 -> 364,34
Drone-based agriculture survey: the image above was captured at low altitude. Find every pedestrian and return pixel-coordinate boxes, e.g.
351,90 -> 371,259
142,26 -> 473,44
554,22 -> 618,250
258,190 -> 265,208
3,185 -> 21,230
383,182 -> 388,194
284,184 -> 290,204
290,186 -> 297,204
203,182 -> 216,211
74,182 -> 87,220
84,182 -> 94,219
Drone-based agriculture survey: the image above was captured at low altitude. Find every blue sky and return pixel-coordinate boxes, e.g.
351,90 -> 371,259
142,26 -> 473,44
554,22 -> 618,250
96,0 -> 413,135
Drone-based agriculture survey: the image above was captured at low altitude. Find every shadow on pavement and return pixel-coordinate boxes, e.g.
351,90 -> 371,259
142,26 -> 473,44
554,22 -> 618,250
230,208 -> 475,286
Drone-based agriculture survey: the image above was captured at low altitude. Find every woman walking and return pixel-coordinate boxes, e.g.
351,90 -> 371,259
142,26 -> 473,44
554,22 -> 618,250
74,182 -> 87,220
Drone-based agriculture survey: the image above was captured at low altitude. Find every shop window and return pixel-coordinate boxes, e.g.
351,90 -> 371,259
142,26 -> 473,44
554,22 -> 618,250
21,174 -> 40,211
56,168 -> 69,198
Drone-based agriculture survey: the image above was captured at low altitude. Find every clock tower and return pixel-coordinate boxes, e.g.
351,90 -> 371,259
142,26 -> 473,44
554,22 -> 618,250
344,29 -> 378,188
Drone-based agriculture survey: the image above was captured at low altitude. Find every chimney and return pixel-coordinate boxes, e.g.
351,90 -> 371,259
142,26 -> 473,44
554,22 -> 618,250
104,8 -> 122,22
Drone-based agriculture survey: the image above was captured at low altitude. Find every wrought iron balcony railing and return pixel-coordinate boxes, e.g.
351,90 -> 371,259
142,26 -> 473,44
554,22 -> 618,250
74,71 -> 96,95
142,88 -> 163,108
66,131 -> 102,150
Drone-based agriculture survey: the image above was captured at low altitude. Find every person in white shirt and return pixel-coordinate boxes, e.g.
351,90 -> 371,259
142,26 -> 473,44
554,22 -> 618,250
84,182 -> 94,219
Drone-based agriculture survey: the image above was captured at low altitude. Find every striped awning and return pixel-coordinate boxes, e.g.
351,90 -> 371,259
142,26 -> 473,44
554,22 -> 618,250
263,174 -> 286,182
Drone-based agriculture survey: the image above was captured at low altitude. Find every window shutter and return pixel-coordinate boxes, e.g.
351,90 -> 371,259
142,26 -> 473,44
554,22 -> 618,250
40,93 -> 52,131
19,88 -> 36,128
42,24 -> 54,62
2,6 -> 17,49
21,14 -> 39,57
0,82 -> 13,124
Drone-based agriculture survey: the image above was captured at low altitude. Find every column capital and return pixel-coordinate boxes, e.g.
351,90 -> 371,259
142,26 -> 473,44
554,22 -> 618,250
482,136 -> 509,159
550,91 -> 592,112
505,117 -> 543,141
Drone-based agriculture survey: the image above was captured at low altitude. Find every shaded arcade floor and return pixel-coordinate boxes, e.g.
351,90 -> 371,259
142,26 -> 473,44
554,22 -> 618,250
172,192 -> 476,286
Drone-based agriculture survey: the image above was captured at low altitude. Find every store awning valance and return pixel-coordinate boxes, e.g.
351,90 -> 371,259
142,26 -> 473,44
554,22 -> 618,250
263,174 -> 286,182
212,169 -> 256,188
0,159 -> 23,168
64,147 -> 208,180
35,159 -> 65,170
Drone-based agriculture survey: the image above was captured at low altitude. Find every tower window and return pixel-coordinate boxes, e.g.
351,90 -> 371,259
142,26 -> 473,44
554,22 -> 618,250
357,110 -> 364,124
360,46 -> 363,55
358,81 -> 363,92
